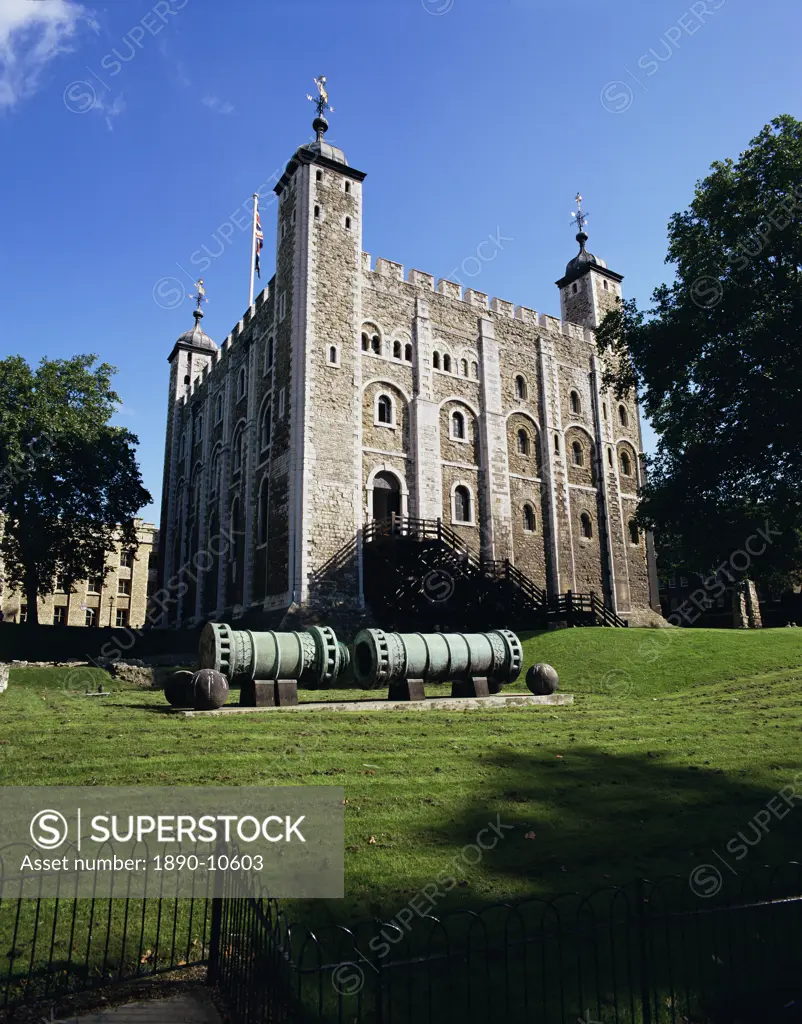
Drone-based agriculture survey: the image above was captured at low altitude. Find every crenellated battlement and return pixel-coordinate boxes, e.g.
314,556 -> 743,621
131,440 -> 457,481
159,129 -> 652,632
362,252 -> 595,342
179,284 -> 274,410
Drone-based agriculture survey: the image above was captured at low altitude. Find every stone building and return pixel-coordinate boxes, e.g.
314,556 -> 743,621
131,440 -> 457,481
0,519 -> 158,627
158,110 -> 660,630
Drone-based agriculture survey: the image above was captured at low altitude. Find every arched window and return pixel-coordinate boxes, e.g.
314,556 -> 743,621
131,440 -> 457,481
572,282 -> 578,294
571,441 -> 584,466
514,375 -> 527,400
377,394 -> 393,425
460,359 -> 468,377
451,411 -> 466,440
603,279 -> 609,291
453,485 -> 472,524
230,497 -> 242,584
237,366 -> 246,400
232,426 -> 244,475
570,391 -> 581,415
471,361 -> 479,379
393,340 -> 402,359
260,403 -> 272,451
404,343 -> 413,362
258,478 -> 270,545
442,354 -> 452,373
580,512 -> 593,539
523,504 -> 536,533
620,450 -> 632,476
371,334 -> 381,355
362,333 -> 369,352
618,404 -> 629,427
215,393 -> 223,423
265,337 -> 274,370
628,519 -> 639,545
516,429 -> 530,456
433,351 -> 440,370
210,450 -> 220,497
328,345 -> 338,365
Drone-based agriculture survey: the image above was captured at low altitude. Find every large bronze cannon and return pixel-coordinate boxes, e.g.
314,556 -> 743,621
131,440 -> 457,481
352,628 -> 523,701
198,622 -> 349,706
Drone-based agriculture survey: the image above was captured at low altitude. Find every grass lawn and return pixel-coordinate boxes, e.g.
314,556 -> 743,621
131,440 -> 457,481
2,627 -> 801,920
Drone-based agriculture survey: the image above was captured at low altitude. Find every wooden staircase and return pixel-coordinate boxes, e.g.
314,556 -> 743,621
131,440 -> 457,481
362,516 -> 628,631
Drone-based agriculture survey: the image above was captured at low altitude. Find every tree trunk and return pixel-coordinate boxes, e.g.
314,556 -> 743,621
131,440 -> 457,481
24,571 -> 39,626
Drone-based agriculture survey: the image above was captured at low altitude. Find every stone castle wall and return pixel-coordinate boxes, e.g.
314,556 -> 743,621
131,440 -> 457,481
159,136 -> 657,626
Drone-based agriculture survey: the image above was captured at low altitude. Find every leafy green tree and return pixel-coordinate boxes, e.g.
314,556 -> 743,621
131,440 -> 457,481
0,355 -> 151,624
597,115 -> 802,591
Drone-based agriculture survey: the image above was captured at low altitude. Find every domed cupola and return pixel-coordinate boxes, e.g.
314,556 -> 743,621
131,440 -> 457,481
168,282 -> 218,362
563,230 -> 609,284
275,76 -> 366,198
555,194 -> 624,329
176,307 -> 217,353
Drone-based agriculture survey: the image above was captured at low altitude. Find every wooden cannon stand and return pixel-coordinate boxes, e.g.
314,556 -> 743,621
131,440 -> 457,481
388,677 -> 503,702
240,679 -> 299,708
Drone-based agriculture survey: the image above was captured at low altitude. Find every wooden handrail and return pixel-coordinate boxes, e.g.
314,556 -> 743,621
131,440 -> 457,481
363,516 -> 630,624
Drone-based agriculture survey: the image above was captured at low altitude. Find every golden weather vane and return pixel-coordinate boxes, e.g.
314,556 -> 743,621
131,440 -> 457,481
570,193 -> 589,234
307,75 -> 334,119
189,279 -> 207,311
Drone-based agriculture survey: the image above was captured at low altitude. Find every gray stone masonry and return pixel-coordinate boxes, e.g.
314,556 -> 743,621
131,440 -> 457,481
159,125 -> 659,628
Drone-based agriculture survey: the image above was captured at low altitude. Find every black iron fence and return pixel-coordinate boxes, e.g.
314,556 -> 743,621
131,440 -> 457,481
212,861 -> 802,1024
4,861 -> 802,1022
0,863 -> 213,1013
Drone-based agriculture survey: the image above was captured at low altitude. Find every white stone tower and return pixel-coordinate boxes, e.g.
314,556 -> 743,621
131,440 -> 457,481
273,104 -> 368,620
158,302 -> 217,623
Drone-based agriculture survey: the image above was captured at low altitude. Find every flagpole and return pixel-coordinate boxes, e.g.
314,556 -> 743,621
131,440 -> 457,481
249,192 -> 259,308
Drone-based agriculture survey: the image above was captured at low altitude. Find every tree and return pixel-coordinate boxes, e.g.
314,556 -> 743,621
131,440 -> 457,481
0,355 -> 152,624
597,115 -> 802,591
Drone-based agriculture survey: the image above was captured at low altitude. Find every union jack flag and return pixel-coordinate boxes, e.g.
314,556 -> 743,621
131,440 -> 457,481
254,208 -> 264,279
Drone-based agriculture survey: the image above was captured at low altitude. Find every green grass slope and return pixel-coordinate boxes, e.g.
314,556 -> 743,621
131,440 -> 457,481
1,628 -> 801,916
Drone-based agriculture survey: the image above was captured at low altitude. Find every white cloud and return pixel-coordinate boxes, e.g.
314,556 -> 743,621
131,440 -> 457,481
94,90 -> 125,131
0,0 -> 95,109
202,94 -> 234,116
174,58 -> 190,89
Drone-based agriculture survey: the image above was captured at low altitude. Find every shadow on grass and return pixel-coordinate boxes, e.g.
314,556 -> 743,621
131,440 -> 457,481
390,746 -> 802,1022
293,748 -> 802,1023
418,746 -> 801,903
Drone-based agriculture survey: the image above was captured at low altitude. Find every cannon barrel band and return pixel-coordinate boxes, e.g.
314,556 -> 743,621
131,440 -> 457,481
352,629 -> 523,689
199,622 -> 347,687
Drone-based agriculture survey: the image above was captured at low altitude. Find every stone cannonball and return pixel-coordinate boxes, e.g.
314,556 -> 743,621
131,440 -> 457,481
191,669 -> 230,711
526,663 -> 559,696
164,670 -> 194,707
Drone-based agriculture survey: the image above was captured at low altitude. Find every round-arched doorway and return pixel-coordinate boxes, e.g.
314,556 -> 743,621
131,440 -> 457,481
371,471 -> 402,520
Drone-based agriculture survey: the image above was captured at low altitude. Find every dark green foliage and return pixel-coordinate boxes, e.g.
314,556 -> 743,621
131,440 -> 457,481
597,115 -> 802,589
0,354 -> 151,623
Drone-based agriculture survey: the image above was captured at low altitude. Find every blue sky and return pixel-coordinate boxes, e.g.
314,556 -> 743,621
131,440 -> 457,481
1,0 -> 799,522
